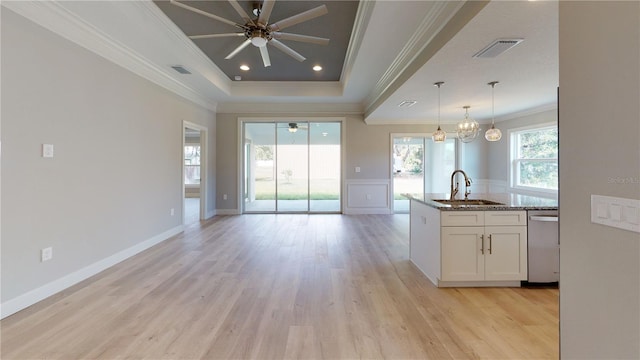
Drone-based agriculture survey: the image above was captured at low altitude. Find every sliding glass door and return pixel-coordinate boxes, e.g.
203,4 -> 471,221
243,121 -> 341,213
392,136 -> 456,212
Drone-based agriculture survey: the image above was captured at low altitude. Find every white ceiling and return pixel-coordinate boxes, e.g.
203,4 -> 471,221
366,0 -> 558,125
3,1 -> 558,125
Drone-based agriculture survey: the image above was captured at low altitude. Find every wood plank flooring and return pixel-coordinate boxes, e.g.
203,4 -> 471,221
1,215 -> 559,359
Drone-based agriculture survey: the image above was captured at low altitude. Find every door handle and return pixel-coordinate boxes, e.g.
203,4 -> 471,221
488,234 -> 492,255
480,234 -> 484,254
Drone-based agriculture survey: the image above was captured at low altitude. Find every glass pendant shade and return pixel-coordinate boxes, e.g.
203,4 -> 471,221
485,124 -> 502,141
432,81 -> 446,143
432,125 -> 446,142
484,81 -> 502,142
457,106 -> 480,143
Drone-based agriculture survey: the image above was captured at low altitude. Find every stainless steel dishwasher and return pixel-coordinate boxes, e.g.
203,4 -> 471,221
527,210 -> 559,283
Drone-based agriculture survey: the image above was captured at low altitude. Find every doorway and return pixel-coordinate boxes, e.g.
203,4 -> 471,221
391,135 -> 457,212
242,121 -> 341,213
183,122 -> 207,224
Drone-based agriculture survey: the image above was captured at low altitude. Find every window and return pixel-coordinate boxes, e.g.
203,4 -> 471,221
184,145 -> 200,184
510,125 -> 558,192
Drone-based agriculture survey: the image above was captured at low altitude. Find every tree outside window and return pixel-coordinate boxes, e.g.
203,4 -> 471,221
512,125 -> 558,191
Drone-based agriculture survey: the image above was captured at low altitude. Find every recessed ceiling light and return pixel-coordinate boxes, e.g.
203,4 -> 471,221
313,65 -> 323,71
240,65 -> 250,71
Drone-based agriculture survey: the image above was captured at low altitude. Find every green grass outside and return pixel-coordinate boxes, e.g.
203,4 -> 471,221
253,178 -> 340,200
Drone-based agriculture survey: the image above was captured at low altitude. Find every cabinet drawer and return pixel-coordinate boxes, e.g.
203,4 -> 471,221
441,211 -> 485,226
485,211 -> 527,226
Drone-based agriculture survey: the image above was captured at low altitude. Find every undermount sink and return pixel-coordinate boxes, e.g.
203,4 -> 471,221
432,199 -> 505,206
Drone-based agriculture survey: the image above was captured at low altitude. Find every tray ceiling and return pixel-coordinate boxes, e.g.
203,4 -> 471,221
154,0 -> 359,82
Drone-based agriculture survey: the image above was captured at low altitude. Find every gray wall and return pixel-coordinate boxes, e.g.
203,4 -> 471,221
487,109 -> 557,184
1,10 -> 216,303
559,2 -> 639,358
460,137 -> 489,180
216,114 -> 447,210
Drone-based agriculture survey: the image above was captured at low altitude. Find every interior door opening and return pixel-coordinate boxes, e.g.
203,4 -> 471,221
243,121 -> 341,213
392,135 -> 457,213
183,124 -> 206,224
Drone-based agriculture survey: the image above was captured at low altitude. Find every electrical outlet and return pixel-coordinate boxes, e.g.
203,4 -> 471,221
223,194 -> 227,200
170,208 -> 175,216
366,194 -> 372,200
41,247 -> 53,262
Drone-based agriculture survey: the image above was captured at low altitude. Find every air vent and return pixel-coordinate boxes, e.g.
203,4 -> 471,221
398,100 -> 417,108
473,38 -> 524,58
171,65 -> 191,74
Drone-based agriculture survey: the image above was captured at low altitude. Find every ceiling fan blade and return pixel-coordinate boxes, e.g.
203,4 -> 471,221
257,0 -> 275,26
189,33 -> 245,40
269,39 -> 305,62
271,32 -> 329,45
170,0 -> 241,29
269,5 -> 328,32
259,46 -> 271,67
227,0 -> 255,26
225,39 -> 252,59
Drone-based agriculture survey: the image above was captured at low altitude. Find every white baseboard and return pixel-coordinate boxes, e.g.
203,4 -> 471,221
215,209 -> 241,215
0,225 -> 184,319
343,208 -> 392,215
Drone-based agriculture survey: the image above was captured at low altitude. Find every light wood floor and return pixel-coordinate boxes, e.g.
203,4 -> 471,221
1,215 -> 559,359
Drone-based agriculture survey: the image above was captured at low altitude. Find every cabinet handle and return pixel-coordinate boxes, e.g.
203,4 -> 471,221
480,234 -> 484,254
488,234 -> 492,254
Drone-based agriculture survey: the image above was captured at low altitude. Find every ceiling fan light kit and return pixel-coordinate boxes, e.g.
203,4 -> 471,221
171,0 -> 330,68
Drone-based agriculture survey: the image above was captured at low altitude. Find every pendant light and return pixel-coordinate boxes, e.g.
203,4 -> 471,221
485,81 -> 502,141
432,81 -> 446,143
457,105 -> 480,143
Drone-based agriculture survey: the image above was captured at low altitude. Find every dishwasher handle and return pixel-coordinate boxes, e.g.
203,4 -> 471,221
529,215 -> 558,222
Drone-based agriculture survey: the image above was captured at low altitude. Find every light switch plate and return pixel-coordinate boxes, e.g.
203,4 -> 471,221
591,195 -> 640,233
42,144 -> 54,158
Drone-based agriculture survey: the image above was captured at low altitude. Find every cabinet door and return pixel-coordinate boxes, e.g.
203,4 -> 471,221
484,226 -> 528,281
441,227 -> 485,281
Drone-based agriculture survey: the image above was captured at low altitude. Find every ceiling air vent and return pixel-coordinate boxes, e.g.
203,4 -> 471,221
171,65 -> 192,74
473,38 -> 524,58
398,100 -> 417,108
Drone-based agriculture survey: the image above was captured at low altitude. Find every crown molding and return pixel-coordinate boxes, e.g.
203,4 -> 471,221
495,103 -> 558,122
363,1 -> 465,110
230,81 -> 343,98
134,1 -> 231,95
364,1 -> 490,119
339,0 -> 376,89
218,102 -> 363,115
2,1 -> 218,112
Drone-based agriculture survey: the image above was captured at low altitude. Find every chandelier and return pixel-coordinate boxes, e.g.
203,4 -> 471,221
457,105 -> 480,143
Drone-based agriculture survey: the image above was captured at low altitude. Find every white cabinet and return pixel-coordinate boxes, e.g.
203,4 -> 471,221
441,211 -> 528,282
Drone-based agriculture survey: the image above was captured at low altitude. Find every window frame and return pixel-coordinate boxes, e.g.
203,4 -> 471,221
509,123 -> 558,195
184,144 -> 201,185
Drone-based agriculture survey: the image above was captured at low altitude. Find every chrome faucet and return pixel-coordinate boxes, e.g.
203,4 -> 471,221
450,169 -> 472,200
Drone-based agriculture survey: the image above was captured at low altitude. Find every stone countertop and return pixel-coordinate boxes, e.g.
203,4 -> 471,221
405,193 -> 558,211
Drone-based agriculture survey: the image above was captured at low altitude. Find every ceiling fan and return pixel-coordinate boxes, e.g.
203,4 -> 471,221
170,0 -> 330,67
278,122 -> 308,133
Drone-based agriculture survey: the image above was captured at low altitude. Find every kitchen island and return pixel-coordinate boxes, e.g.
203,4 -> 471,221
408,193 -> 558,287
